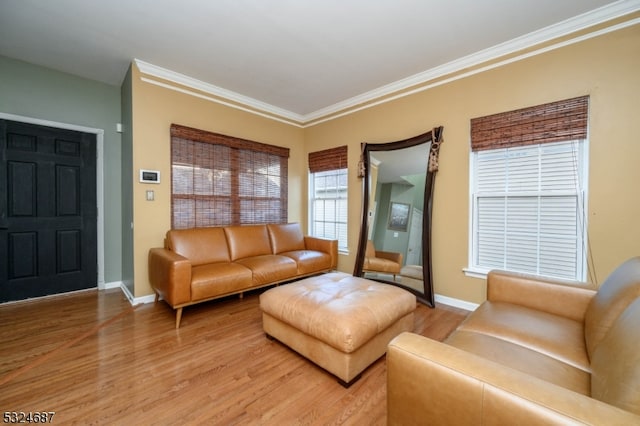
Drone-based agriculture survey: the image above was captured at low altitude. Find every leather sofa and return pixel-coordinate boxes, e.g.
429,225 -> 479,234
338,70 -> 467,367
148,223 -> 337,328
387,257 -> 640,425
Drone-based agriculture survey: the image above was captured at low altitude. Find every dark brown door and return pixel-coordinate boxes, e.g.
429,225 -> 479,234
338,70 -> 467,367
0,120 -> 97,302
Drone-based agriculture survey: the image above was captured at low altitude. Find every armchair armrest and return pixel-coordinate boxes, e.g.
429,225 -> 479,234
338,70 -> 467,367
487,270 -> 596,322
304,236 -> 338,269
148,248 -> 192,306
387,332 -> 640,425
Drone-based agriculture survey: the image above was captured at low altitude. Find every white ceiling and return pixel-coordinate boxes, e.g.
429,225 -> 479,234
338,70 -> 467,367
1,1 -> 637,123
371,143 -> 430,184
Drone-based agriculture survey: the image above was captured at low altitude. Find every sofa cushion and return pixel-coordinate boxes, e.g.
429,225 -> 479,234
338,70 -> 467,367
166,227 -> 230,266
282,250 -> 332,275
590,298 -> 640,415
234,255 -> 297,286
446,330 -> 590,395
267,223 -> 305,254
584,256 -> 640,357
224,225 -> 272,261
191,263 -> 253,300
457,301 -> 589,371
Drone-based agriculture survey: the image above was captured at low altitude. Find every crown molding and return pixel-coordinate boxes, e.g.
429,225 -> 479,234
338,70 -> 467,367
135,0 -> 640,127
134,59 -> 306,125
303,0 -> 640,124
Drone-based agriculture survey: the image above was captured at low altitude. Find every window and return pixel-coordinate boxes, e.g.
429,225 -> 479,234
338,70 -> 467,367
469,96 -> 589,281
309,146 -> 348,251
170,124 -> 289,229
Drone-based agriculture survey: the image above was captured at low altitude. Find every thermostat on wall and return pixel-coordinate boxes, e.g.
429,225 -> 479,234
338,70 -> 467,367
140,169 -> 160,183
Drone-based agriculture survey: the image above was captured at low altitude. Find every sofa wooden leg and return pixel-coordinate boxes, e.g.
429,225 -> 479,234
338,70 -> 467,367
239,292 -> 244,299
154,292 -> 159,303
175,308 -> 183,329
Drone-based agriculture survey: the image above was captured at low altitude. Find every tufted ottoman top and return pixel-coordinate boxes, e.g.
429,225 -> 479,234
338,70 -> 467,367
260,272 -> 416,353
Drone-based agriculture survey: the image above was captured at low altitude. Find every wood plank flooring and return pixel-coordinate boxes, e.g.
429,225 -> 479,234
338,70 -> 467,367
0,285 -> 468,425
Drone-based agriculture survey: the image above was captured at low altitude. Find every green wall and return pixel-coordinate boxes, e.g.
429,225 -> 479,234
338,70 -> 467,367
0,55 -> 123,285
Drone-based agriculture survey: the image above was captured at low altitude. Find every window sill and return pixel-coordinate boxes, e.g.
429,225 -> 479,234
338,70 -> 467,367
462,267 -> 489,280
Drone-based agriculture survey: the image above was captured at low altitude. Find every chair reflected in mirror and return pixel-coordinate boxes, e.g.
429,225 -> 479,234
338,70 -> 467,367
363,240 -> 403,279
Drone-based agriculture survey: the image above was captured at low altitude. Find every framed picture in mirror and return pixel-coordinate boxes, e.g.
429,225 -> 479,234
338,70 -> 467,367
388,202 -> 410,232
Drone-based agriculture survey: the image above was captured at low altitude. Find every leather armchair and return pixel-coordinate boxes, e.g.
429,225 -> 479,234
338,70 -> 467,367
363,240 -> 403,279
387,257 -> 640,424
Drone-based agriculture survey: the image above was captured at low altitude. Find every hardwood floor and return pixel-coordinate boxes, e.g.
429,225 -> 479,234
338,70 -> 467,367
0,285 -> 468,424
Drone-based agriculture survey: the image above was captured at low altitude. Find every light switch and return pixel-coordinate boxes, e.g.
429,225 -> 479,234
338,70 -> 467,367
394,232 -> 399,238
146,190 -> 155,201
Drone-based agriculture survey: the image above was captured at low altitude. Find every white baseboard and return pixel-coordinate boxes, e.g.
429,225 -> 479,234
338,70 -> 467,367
121,283 -> 156,306
103,281 -> 156,306
102,281 -> 479,311
101,280 -> 123,290
118,282 -> 135,304
435,293 -> 479,312
131,293 -> 157,305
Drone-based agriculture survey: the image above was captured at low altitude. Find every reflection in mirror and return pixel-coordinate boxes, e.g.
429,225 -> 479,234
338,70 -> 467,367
365,145 -> 428,287
354,128 -> 443,307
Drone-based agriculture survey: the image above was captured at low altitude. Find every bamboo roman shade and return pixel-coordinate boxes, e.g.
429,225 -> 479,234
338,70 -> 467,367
308,145 -> 348,173
470,96 -> 589,151
170,124 -> 289,229
171,124 -> 290,157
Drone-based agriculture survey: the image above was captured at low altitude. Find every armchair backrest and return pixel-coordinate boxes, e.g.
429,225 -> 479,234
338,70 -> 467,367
590,297 -> 640,415
365,240 -> 376,258
584,257 -> 640,356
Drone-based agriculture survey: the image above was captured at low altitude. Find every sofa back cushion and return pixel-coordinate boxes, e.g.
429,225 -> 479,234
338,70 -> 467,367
590,298 -> 640,415
224,225 -> 271,260
166,227 -> 230,266
584,257 -> 640,357
267,223 -> 305,254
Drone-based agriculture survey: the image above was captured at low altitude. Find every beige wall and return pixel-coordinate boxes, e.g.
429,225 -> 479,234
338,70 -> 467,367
130,22 -> 640,304
130,65 -> 305,296
305,23 -> 640,304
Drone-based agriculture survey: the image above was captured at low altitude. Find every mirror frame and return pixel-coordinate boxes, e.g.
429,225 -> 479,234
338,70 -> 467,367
353,126 -> 443,307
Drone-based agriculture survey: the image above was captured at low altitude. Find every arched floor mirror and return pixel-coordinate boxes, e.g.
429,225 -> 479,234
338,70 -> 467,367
353,127 -> 443,307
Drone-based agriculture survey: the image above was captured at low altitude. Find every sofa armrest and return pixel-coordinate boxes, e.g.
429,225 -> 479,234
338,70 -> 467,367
304,236 -> 338,269
487,270 -> 596,322
387,332 -> 640,425
148,248 -> 192,307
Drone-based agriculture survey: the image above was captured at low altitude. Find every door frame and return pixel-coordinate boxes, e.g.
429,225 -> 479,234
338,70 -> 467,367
406,207 -> 423,266
0,112 -> 106,289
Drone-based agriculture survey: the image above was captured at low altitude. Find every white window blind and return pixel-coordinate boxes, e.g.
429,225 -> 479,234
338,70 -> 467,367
471,141 -> 587,280
310,169 -> 348,250
308,146 -> 348,251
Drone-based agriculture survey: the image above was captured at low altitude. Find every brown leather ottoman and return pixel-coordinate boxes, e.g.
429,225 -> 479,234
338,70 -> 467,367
259,272 -> 416,386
